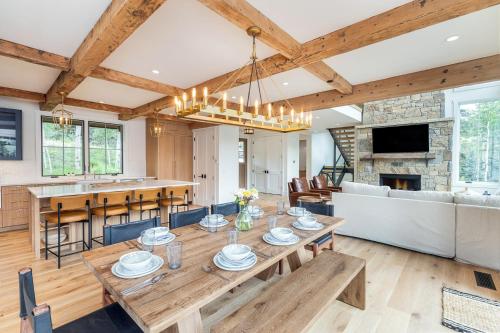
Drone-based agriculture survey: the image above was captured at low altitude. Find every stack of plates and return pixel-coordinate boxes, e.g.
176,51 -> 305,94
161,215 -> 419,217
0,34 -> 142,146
263,232 -> 300,246
111,252 -> 164,279
200,214 -> 229,228
137,227 -> 176,245
287,207 -> 312,217
293,216 -> 324,231
213,251 -> 257,271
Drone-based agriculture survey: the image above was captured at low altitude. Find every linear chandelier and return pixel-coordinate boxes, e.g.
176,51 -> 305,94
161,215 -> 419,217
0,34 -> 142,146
174,26 -> 312,133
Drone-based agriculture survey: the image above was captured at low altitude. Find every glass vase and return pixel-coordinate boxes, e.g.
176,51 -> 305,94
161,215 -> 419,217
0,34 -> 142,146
235,205 -> 253,231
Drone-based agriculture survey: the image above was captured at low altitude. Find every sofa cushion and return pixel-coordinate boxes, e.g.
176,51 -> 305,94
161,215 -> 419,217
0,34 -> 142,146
340,181 -> 390,197
454,193 -> 500,208
292,177 -> 310,192
389,189 -> 454,203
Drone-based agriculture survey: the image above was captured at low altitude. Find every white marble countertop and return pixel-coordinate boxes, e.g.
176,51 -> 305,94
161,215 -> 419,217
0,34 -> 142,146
27,179 -> 198,199
0,176 -> 156,187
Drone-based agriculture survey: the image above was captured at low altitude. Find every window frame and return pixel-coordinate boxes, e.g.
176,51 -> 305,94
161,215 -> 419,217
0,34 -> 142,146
87,121 -> 124,175
40,115 -> 85,177
450,83 -> 500,188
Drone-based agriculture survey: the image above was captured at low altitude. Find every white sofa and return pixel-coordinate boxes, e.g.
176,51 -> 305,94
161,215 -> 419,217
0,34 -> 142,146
333,182 -> 500,270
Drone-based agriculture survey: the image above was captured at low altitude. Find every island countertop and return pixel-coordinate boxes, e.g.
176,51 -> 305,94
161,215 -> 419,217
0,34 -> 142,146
27,179 -> 198,199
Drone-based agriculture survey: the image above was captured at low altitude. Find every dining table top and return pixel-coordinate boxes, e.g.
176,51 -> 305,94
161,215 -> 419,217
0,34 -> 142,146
81,207 -> 345,333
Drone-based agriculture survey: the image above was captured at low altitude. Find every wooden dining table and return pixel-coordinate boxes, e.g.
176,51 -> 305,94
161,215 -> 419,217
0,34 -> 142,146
82,207 -> 345,333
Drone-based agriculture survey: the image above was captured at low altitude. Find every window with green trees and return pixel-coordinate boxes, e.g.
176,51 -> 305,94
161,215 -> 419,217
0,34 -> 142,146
88,122 -> 123,175
459,99 -> 500,183
41,116 -> 84,176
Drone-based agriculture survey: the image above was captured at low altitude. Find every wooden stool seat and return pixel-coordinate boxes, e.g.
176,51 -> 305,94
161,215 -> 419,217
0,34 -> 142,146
160,197 -> 184,206
45,210 -> 89,224
130,201 -> 158,211
92,205 -> 129,217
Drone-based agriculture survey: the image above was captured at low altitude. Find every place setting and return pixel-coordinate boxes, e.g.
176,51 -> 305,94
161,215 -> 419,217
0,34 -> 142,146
292,215 -> 325,231
199,213 -> 230,232
111,250 -> 164,279
287,206 -> 312,217
263,215 -> 300,246
137,226 -> 176,246
212,229 -> 257,272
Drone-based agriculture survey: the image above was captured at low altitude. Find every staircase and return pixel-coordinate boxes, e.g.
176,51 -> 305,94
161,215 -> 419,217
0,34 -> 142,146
323,126 -> 356,186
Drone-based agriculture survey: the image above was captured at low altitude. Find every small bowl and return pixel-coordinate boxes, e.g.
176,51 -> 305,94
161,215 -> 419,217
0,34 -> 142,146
119,251 -> 153,271
147,226 -> 169,238
221,244 -> 252,261
298,216 -> 317,227
270,227 -> 294,241
207,214 -> 224,223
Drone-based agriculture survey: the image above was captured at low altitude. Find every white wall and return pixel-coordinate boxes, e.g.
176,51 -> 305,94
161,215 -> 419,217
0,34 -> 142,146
0,97 -> 146,185
284,132 -> 299,192
309,131 -> 335,176
216,125 -> 239,203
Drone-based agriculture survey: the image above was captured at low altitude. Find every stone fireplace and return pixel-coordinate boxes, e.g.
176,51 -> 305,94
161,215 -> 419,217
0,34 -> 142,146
356,90 -> 454,191
380,174 -> 421,191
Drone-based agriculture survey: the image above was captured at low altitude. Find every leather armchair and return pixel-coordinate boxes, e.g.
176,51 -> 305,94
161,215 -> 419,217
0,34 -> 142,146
288,177 -> 331,207
311,175 -> 342,193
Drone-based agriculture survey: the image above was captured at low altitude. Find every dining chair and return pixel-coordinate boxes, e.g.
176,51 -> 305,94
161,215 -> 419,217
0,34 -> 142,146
169,207 -> 208,229
298,201 -> 335,257
43,194 -> 93,269
129,188 -> 161,220
18,267 -> 142,333
103,216 -> 161,246
92,191 -> 131,245
160,186 -> 189,214
211,202 -> 240,216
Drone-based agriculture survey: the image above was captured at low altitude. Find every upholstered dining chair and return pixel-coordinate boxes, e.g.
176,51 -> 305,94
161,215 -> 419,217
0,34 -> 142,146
130,188 -> 161,220
169,207 -> 209,229
298,201 -> 335,257
211,202 -> 240,216
18,267 -> 142,333
103,216 -> 161,246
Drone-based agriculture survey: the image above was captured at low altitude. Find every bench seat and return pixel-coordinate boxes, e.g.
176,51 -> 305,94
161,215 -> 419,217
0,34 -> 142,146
212,251 -> 366,333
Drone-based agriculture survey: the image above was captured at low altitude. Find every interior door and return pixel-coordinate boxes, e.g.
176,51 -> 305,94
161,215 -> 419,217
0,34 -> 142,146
252,137 -> 267,192
193,131 -> 207,205
266,137 -> 282,194
193,128 -> 217,206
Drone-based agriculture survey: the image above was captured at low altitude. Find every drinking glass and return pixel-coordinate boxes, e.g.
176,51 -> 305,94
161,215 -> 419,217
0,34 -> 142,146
276,201 -> 285,215
207,214 -> 219,233
295,207 -> 306,216
227,228 -> 238,245
166,241 -> 182,269
267,215 -> 277,232
140,230 -> 154,252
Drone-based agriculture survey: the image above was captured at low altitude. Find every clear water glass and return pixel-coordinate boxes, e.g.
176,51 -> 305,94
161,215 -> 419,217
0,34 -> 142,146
140,230 -> 154,252
295,207 -> 306,216
227,228 -> 238,245
207,215 -> 219,233
267,215 -> 277,231
276,201 -> 285,215
166,241 -> 182,269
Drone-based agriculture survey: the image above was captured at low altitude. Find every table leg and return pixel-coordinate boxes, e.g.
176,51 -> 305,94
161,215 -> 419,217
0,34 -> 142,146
163,310 -> 203,333
255,262 -> 278,281
31,195 -> 41,259
337,266 -> 365,310
287,250 -> 302,272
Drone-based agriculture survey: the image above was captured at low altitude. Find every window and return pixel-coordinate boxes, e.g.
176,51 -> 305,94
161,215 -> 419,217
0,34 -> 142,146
458,99 -> 500,183
88,122 -> 123,175
41,116 -> 84,176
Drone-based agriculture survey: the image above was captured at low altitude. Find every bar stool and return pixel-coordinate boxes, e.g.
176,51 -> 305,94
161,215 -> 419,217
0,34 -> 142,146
160,186 -> 189,214
43,194 -> 92,269
130,188 -> 161,220
91,191 -> 131,245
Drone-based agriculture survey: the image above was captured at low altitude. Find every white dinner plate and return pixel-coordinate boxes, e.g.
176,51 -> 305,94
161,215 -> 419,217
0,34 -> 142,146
137,233 -> 176,246
292,221 -> 324,231
286,208 -> 312,217
213,252 -> 257,271
262,232 -> 300,246
112,255 -> 163,279
199,218 -> 229,228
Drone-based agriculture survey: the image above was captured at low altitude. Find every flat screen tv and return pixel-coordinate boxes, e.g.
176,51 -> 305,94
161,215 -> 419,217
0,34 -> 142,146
0,108 -> 23,160
372,124 -> 429,154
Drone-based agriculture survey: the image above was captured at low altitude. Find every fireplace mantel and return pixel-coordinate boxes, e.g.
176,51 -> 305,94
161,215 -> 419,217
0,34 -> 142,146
359,152 -> 436,160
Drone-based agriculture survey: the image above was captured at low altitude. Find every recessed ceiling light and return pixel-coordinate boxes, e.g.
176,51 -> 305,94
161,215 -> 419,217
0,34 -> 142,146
282,82 -> 289,86
152,69 -> 160,74
446,35 -> 460,42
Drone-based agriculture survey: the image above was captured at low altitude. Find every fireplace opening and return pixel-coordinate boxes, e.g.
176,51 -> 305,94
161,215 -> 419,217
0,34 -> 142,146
380,174 -> 421,191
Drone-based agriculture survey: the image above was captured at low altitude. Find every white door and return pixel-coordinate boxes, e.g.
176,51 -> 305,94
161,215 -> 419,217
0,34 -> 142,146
193,128 -> 217,206
266,137 -> 282,194
252,137 -> 267,192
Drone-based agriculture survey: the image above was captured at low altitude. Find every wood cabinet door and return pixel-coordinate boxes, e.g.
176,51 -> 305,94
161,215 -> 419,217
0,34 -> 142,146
157,134 -> 175,179
1,186 -> 30,227
174,135 -> 193,181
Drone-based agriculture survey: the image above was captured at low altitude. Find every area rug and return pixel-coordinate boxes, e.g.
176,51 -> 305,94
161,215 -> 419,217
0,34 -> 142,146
442,287 -> 500,333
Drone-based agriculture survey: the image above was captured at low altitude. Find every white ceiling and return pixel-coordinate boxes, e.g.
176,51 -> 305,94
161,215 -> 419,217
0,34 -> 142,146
0,0 -> 111,57
247,0 -> 412,43
308,107 -> 362,132
0,55 -> 60,93
101,0 -> 277,88
324,6 -> 500,85
69,77 -> 164,108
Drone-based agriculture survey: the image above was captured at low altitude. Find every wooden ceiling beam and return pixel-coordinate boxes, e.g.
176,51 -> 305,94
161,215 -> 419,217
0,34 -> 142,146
41,0 -> 166,111
0,39 -> 70,71
274,54 -> 500,113
198,0 -> 352,93
0,86 -> 46,102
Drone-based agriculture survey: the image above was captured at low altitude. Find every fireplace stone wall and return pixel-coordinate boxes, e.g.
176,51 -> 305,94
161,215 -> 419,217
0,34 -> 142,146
356,91 -> 454,191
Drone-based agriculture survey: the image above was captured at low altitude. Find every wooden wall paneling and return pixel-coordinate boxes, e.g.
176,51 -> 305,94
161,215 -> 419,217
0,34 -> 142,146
146,119 -> 160,178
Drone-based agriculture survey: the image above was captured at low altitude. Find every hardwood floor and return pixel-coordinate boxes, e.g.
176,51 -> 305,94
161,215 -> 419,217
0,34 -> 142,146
1,212 -> 498,332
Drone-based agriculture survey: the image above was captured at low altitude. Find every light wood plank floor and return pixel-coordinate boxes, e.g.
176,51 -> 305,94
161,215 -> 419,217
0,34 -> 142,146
1,217 -> 498,332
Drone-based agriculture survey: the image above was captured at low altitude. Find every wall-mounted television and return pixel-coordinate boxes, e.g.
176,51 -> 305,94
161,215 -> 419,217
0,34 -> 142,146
372,124 -> 429,154
0,108 -> 23,160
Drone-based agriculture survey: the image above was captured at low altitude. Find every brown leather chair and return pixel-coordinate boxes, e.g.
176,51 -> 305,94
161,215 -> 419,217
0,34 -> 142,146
311,175 -> 342,193
288,177 -> 330,207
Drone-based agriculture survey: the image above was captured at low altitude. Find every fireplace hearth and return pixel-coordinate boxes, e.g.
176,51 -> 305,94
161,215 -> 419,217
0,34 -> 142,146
380,174 -> 421,191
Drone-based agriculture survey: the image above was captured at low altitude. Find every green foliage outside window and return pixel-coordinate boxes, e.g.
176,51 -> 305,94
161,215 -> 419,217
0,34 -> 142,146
89,122 -> 123,175
459,100 -> 500,183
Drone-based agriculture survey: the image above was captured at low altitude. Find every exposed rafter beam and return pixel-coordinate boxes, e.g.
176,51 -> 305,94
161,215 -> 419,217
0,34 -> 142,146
274,54 -> 500,113
41,0 -> 166,110
198,0 -> 352,93
0,85 -> 133,115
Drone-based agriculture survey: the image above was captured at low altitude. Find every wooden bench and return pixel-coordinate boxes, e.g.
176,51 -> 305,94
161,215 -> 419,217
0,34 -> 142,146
212,251 -> 365,333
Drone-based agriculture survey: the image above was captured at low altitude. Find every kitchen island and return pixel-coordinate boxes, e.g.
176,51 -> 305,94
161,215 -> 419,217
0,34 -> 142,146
27,179 -> 197,258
